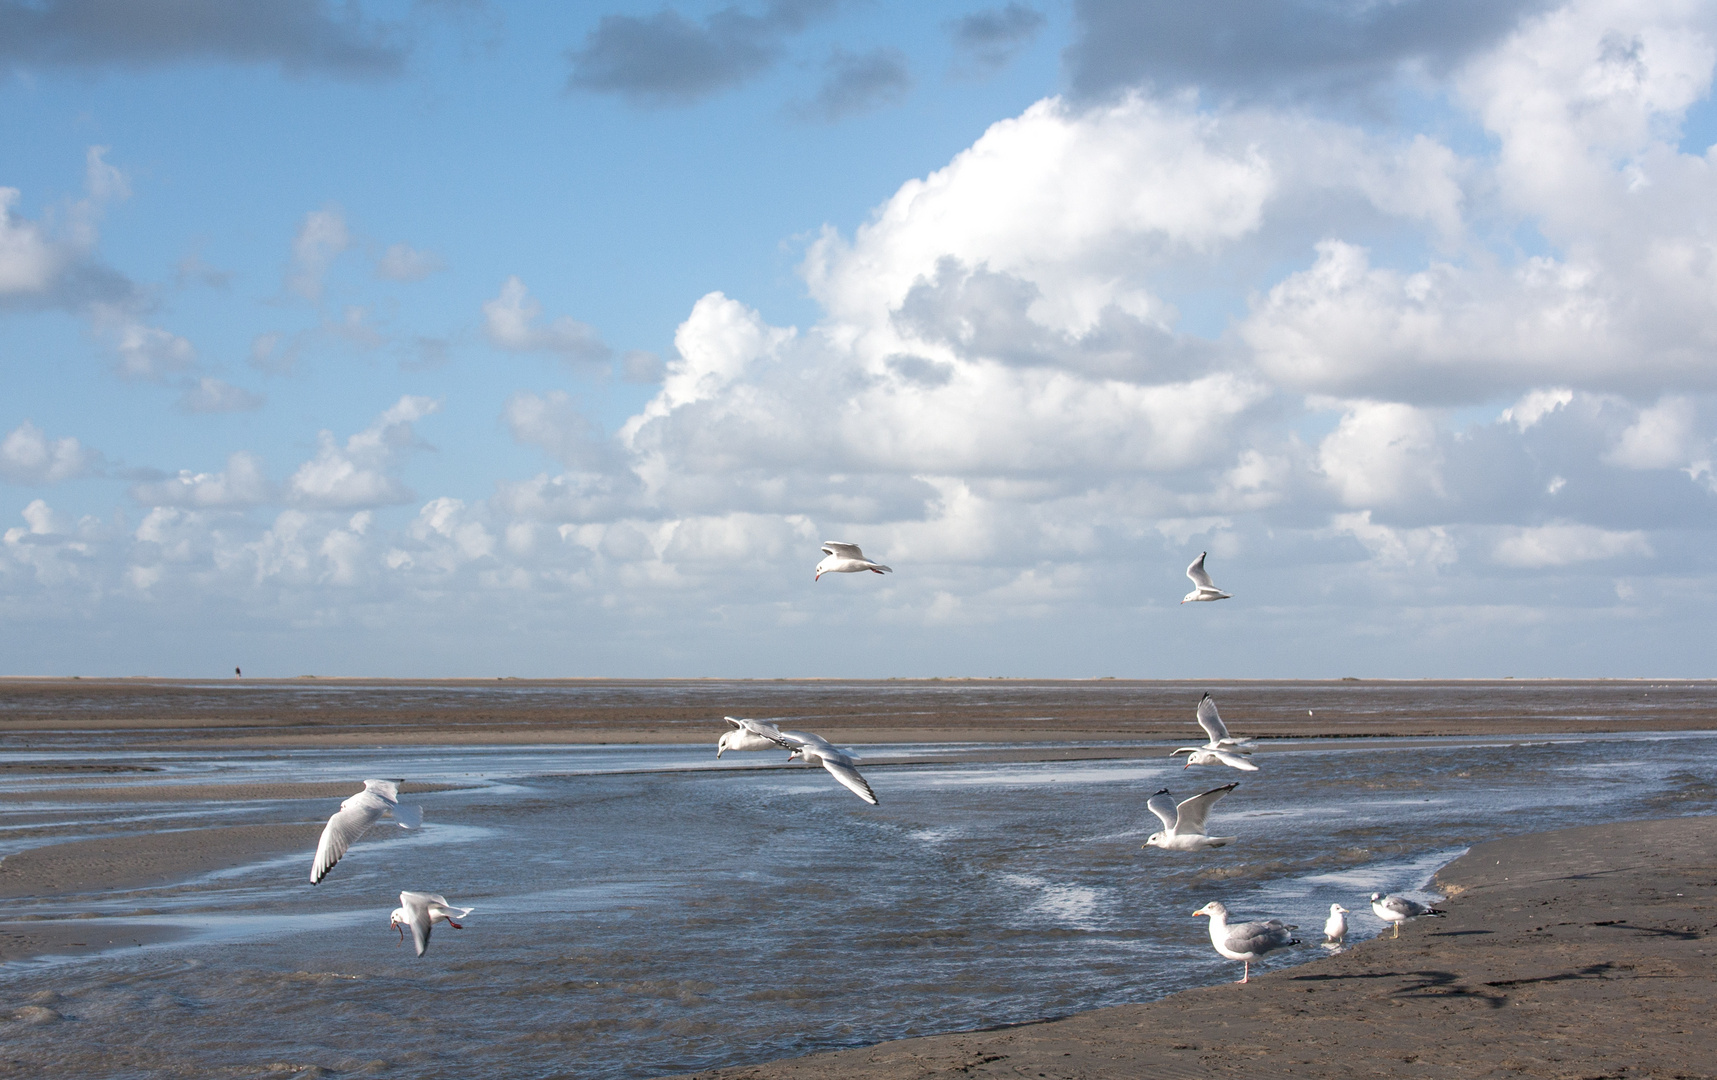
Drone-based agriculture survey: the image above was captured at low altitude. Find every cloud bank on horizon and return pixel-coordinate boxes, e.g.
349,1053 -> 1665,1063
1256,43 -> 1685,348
3,0 -> 1716,677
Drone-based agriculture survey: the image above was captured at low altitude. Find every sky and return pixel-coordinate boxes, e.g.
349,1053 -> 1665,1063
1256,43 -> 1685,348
3,0 -> 1717,679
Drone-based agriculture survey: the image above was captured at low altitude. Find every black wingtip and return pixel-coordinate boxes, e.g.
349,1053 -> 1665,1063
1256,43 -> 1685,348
1151,787 -> 1171,796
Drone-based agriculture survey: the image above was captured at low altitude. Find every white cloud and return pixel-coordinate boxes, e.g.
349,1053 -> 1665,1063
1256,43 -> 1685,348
1329,511 -> 1457,569
131,452 -> 270,508
1493,523 -> 1653,567
1317,401 -> 1444,507
178,377 -> 264,413
0,421 -> 97,484
374,241 -> 444,281
1500,387 -> 1575,431
1606,395 -> 1700,469
287,206 -> 350,300
482,276 -> 610,363
0,188 -> 66,298
90,304 -> 196,380
285,395 -> 440,509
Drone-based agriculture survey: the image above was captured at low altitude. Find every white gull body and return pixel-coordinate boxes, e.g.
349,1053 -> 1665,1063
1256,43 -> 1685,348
1370,892 -> 1445,938
310,779 -> 423,884
1181,551 -> 1231,603
717,716 -> 787,757
1143,782 -> 1239,851
815,542 -> 892,580
1193,900 -> 1299,983
1171,693 -> 1259,772
1323,903 -> 1349,947
389,891 -> 473,956
762,728 -> 878,805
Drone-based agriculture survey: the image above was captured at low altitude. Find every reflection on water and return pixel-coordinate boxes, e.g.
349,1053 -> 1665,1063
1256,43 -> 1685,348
1,730 -> 1715,1079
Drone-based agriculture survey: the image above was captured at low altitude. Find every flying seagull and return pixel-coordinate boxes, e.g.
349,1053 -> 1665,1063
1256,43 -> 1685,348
389,891 -> 473,957
1192,900 -> 1299,983
310,779 -> 423,884
1370,892 -> 1446,938
1143,782 -> 1239,851
815,542 -> 892,580
1171,694 -> 1259,772
757,727 -> 878,805
717,716 -> 787,757
1181,552 -> 1231,603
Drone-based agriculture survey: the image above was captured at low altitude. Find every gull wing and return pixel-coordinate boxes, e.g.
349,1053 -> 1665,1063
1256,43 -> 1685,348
311,793 -> 387,884
739,718 -> 788,743
1195,693 -> 1231,744
724,716 -> 744,729
819,756 -> 878,805
361,778 -> 402,804
1225,918 -> 1297,956
1173,782 -> 1238,835
822,541 -> 864,559
1208,749 -> 1259,772
1186,552 -> 1215,589
1146,789 -> 1178,831
1376,894 -> 1436,917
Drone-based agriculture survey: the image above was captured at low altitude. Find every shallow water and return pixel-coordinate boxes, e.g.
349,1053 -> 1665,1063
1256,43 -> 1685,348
2,728 -> 1716,1078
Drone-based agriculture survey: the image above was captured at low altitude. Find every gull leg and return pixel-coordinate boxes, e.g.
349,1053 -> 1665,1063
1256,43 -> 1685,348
449,920 -> 463,929
1238,961 -> 1250,984
1393,923 -> 1400,938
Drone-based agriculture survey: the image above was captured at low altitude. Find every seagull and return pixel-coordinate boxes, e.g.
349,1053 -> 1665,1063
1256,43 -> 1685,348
1171,693 -> 1259,771
717,716 -> 787,757
1143,782 -> 1239,851
1370,892 -> 1446,938
1181,551 -> 1231,603
389,891 -> 473,957
310,779 -> 423,884
815,542 -> 892,580
1323,903 -> 1349,947
1192,901 -> 1299,983
760,728 -> 878,805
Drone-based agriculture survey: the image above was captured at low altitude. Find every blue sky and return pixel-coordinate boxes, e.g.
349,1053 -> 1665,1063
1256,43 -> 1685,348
4,0 -> 1717,677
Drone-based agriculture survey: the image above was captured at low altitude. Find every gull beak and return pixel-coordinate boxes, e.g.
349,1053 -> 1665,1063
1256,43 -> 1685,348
1192,909 -> 1207,917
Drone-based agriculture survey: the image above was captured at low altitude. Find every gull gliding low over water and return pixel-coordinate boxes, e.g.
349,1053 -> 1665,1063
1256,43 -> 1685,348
716,716 -> 787,757
761,728 -> 878,805
1192,900 -> 1299,983
389,891 -> 473,957
1171,693 -> 1259,772
815,542 -> 892,580
1371,892 -> 1446,937
1181,551 -> 1231,603
1143,782 -> 1239,851
310,779 -> 423,885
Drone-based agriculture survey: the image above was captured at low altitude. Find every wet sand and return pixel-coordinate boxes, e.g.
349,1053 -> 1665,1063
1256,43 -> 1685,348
669,815 -> 1717,1080
2,677 -> 1714,747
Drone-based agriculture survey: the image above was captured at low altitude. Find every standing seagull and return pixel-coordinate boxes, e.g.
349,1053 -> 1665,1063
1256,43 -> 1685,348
1171,694 -> 1259,772
1323,903 -> 1349,948
310,779 -> 423,884
761,728 -> 878,805
1192,901 -> 1299,983
1370,892 -> 1446,938
1181,552 -> 1231,603
1143,783 -> 1239,851
717,716 -> 787,757
389,891 -> 474,957
815,542 -> 892,580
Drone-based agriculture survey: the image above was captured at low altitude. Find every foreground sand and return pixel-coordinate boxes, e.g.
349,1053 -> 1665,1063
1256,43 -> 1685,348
668,816 -> 1717,1080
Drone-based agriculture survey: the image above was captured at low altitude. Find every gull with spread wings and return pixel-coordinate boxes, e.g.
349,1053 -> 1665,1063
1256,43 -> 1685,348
815,542 -> 892,580
1144,782 -> 1239,851
1171,693 -> 1259,772
309,779 -> 423,884
1181,551 -> 1231,603
389,891 -> 473,957
756,727 -> 878,805
717,716 -> 788,757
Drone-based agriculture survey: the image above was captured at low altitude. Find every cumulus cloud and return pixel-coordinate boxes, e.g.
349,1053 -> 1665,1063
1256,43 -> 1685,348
0,0 -> 406,77
793,47 -> 911,122
131,451 -> 270,508
0,147 -> 134,311
177,377 -> 265,413
947,3 -> 1045,74
374,241 -> 444,281
1492,523 -> 1652,567
285,395 -> 441,509
286,205 -> 350,301
482,276 -> 610,364
566,0 -> 836,106
1606,396 -> 1701,470
0,421 -> 98,484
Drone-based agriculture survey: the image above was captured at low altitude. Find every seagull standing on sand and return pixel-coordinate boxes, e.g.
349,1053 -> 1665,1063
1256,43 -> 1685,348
389,891 -> 473,957
815,542 -> 892,580
1171,693 -> 1259,772
1370,892 -> 1445,937
717,716 -> 787,757
1192,901 -> 1299,983
1323,903 -> 1349,947
310,779 -> 423,884
759,728 -> 878,805
1181,552 -> 1231,603
1143,783 -> 1239,851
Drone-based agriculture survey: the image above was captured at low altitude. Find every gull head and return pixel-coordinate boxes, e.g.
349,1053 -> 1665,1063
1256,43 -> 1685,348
716,732 -> 731,758
1330,903 -> 1349,915
388,909 -> 407,945
1144,831 -> 1166,849
1192,900 -> 1228,919
1369,892 -> 1384,903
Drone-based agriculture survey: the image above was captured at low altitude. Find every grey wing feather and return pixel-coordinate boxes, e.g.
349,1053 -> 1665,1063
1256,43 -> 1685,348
1146,789 -> 1178,830
1186,552 -> 1214,589
310,797 -> 384,884
1174,782 -> 1237,834
362,778 -> 401,803
411,909 -> 431,956
1380,895 -> 1435,917
1226,919 -> 1297,955
821,758 -> 878,805
1195,694 -> 1231,744
822,542 -> 863,559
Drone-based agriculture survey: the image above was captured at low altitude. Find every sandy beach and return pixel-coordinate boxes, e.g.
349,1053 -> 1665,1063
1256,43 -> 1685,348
668,815 -> 1717,1080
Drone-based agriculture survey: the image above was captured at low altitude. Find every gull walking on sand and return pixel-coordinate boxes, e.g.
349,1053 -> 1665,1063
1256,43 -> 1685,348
1171,694 -> 1259,772
1193,901 -> 1299,983
758,728 -> 878,805
1323,903 -> 1349,948
717,716 -> 787,757
1370,892 -> 1446,938
1181,552 -> 1231,603
310,779 -> 423,884
815,542 -> 892,580
1143,783 -> 1239,851
390,891 -> 473,957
